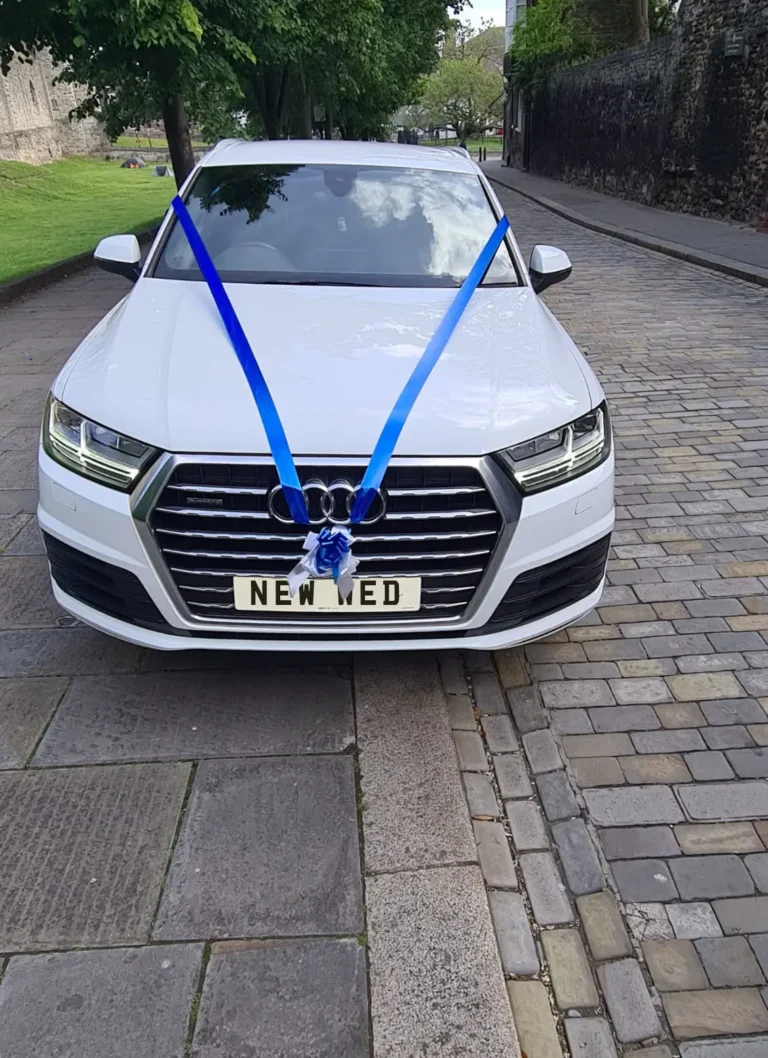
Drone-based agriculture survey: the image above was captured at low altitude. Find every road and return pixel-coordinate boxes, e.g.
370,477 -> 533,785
1,186 -> 767,1057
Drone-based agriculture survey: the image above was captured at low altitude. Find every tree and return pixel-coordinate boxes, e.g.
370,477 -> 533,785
237,0 -> 461,142
236,0 -> 381,140
649,0 -> 677,36
0,0 -> 261,187
507,0 -> 596,94
332,0 -> 460,140
629,0 -> 650,45
421,58 -> 502,140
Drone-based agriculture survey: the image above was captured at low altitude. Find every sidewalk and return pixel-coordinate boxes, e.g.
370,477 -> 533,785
483,162 -> 768,288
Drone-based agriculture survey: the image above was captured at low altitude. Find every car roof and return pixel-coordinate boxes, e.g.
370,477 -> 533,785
199,138 -> 479,175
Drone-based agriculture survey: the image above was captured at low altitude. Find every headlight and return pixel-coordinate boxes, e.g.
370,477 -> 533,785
42,396 -> 160,491
495,403 -> 611,494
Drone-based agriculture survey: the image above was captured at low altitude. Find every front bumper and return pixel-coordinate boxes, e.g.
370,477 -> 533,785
38,448 -> 614,651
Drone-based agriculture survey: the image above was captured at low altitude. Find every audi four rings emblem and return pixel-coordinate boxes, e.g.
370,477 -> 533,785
267,480 -> 387,525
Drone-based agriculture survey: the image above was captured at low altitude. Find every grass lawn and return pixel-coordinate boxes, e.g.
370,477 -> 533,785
0,157 -> 176,283
419,137 -> 503,152
114,135 -> 208,149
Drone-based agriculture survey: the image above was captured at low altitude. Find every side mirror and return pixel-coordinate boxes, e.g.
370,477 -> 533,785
94,234 -> 141,282
529,245 -> 572,294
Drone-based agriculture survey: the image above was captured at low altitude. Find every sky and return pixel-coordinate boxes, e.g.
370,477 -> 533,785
463,0 -> 505,29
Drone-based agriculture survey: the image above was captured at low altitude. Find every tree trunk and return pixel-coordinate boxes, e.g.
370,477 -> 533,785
629,0 -> 650,44
162,94 -> 195,189
297,63 -> 312,138
251,68 -> 289,139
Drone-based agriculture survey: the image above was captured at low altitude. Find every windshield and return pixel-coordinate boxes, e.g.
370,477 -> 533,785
153,163 -> 519,288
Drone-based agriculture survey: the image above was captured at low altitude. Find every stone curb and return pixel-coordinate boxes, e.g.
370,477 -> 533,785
486,170 -> 768,290
0,224 -> 161,309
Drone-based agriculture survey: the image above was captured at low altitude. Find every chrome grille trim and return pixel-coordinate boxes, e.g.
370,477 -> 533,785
166,483 -> 269,495
163,547 -> 492,562
156,527 -> 496,543
132,454 -> 520,632
169,565 -> 488,579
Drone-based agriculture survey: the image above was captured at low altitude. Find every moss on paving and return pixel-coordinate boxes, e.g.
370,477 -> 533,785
0,157 -> 175,283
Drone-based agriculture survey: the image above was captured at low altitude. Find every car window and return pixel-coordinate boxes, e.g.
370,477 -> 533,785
152,163 -> 519,288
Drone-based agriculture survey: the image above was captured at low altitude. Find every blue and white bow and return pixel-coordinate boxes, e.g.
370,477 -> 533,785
171,194 -> 510,598
287,525 -> 359,600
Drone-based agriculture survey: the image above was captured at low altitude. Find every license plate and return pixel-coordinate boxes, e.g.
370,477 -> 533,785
232,576 -> 421,613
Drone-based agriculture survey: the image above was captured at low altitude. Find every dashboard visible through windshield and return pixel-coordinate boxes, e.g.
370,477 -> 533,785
153,163 -> 519,288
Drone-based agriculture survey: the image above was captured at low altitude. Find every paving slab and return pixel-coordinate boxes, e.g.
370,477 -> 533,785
584,785 -> 684,826
474,820 -> 517,888
663,988 -> 768,1040
674,822 -> 763,855
613,858 -> 678,901
679,1039 -> 768,1058
0,762 -> 189,950
2,516 -> 44,555
599,958 -> 662,1043
695,937 -> 765,987
601,825 -> 680,860
191,939 -> 369,1058
366,865 -> 520,1058
0,628 -> 143,677
675,782 -> 768,821
155,756 -> 363,940
577,890 -> 633,960
0,676 -> 66,768
564,1017 -> 618,1058
712,896 -> 768,935
463,772 -> 499,818
356,656 -> 475,872
0,944 -> 203,1058
668,903 -> 723,940
542,929 -> 599,1009
551,818 -> 605,894
536,768 -> 580,819
33,670 -> 354,765
0,556 -> 64,629
520,852 -> 574,925
643,940 -> 709,992
749,933 -> 768,977
670,855 -> 756,900
489,891 -> 539,975
506,800 -> 549,849
747,852 -> 768,892
507,981 -> 562,1058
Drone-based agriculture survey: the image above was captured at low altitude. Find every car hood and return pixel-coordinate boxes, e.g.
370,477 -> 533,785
57,277 -> 598,457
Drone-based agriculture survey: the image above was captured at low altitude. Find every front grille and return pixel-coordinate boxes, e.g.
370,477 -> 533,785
44,533 -> 168,628
488,534 -> 610,629
148,462 -> 504,622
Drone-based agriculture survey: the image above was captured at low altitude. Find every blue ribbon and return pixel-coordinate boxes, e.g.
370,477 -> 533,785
350,214 -> 510,522
313,527 -> 351,580
171,194 -> 509,530
170,196 -> 309,525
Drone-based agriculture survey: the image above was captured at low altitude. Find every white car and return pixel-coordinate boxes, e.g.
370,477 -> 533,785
38,139 -> 614,652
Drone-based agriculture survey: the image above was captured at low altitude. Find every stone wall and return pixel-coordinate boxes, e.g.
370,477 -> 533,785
0,50 -> 108,164
526,0 -> 768,224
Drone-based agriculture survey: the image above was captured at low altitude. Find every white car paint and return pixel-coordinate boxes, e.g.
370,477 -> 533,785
39,139 -> 614,650
56,279 -> 594,457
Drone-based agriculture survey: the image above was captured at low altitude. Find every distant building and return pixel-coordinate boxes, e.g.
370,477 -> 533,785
503,0 -> 534,167
0,50 -> 108,164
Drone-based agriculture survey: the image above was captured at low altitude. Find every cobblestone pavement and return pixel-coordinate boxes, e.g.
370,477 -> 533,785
3,183 -> 768,1058
484,181 -> 768,1057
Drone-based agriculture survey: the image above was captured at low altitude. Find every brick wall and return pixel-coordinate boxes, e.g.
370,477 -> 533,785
526,0 -> 768,224
0,51 -> 108,164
